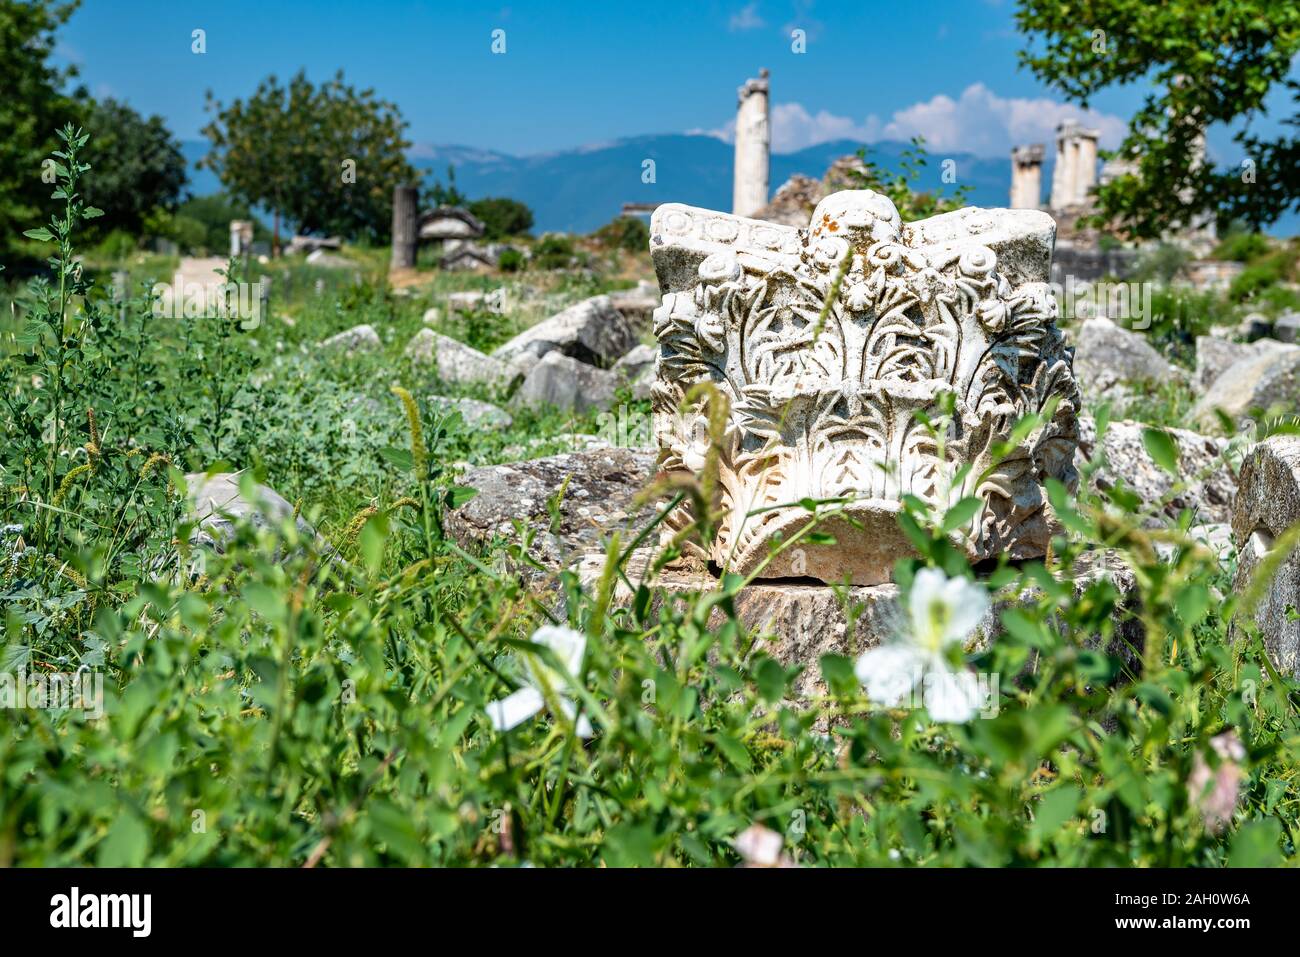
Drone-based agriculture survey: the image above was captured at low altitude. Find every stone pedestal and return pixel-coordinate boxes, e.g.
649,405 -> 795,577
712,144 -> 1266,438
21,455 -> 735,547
578,548 -> 1139,700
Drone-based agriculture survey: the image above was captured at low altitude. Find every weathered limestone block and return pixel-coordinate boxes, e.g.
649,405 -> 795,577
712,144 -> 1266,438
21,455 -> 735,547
613,344 -> 657,400
320,323 -> 381,353
405,329 -> 520,389
184,472 -> 320,558
1193,342 -> 1300,431
1274,312 -> 1300,344
446,448 -> 659,575
511,351 -> 619,413
608,282 -> 660,331
1195,336 -> 1253,391
1232,435 -> 1300,677
1077,415 -> 1234,524
649,191 -> 1081,586
492,295 -> 637,369
428,395 -> 512,429
1071,317 -> 1187,400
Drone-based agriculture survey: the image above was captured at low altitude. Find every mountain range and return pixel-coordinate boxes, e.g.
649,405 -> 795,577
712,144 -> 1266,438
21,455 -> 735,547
408,135 -> 1022,233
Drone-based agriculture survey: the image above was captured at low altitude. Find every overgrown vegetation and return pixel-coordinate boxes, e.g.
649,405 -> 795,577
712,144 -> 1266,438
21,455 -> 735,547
0,131 -> 1297,868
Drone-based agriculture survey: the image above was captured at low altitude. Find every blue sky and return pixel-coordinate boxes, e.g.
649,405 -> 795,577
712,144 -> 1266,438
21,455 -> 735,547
53,0 -> 1287,162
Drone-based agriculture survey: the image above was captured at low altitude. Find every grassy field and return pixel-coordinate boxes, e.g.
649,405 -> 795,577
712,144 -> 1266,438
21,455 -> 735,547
1,138 -> 1298,868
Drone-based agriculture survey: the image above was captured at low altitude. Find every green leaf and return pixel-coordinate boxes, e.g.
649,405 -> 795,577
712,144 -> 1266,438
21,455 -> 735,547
1228,819 -> 1282,867
1031,786 -> 1081,841
368,799 -> 422,862
941,496 -> 983,534
82,206 -> 104,219
1141,427 -> 1179,475
97,812 -> 149,867
378,446 -> 413,471
23,228 -> 54,242
242,583 -> 285,622
819,654 -> 857,695
1175,583 -> 1210,629
360,514 -> 388,574
712,732 -> 753,771
753,656 -> 788,703
446,485 -> 478,508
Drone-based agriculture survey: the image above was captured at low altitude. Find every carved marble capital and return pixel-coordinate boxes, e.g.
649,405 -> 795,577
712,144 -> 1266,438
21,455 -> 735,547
649,190 -> 1080,585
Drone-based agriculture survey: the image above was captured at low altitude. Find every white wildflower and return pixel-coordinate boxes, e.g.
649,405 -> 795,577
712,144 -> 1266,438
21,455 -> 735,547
486,625 -> 593,738
854,567 -> 990,723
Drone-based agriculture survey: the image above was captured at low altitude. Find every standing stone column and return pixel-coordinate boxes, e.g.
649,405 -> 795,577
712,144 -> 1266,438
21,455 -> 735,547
1074,132 -> 1098,205
391,184 -> 419,271
1050,120 -> 1100,209
229,220 -> 253,258
732,69 -> 770,218
1010,145 -> 1045,209
1050,122 -> 1075,209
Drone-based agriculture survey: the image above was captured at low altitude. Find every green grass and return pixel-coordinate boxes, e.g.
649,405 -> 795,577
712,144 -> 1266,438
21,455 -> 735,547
0,132 -> 1297,867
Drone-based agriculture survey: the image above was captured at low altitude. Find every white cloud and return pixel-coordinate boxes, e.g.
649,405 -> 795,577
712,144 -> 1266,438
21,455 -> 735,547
690,103 -> 881,152
728,3 -> 765,31
769,102 -> 882,151
691,83 -> 1127,156
880,83 -> 1127,155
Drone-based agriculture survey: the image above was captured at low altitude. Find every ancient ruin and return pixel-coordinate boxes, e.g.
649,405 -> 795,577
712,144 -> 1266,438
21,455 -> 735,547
732,69 -> 770,219
1009,145 -> 1044,210
649,190 -> 1081,585
1049,119 -> 1100,210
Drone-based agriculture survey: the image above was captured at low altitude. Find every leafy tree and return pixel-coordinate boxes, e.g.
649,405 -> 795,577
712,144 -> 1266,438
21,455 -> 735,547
200,69 -> 417,252
468,196 -> 533,240
0,0 -> 80,250
77,97 -> 187,237
1016,0 -> 1300,236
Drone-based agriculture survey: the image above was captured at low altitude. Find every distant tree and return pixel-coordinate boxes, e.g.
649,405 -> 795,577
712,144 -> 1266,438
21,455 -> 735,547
469,197 -> 533,239
1016,0 -> 1300,237
426,165 -> 467,207
159,193 -> 266,254
593,215 -> 649,252
78,98 -> 187,237
0,0 -> 80,249
532,233 -> 577,270
497,247 -> 524,272
1213,227 -> 1272,263
200,69 -> 417,253
1134,242 -> 1192,285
